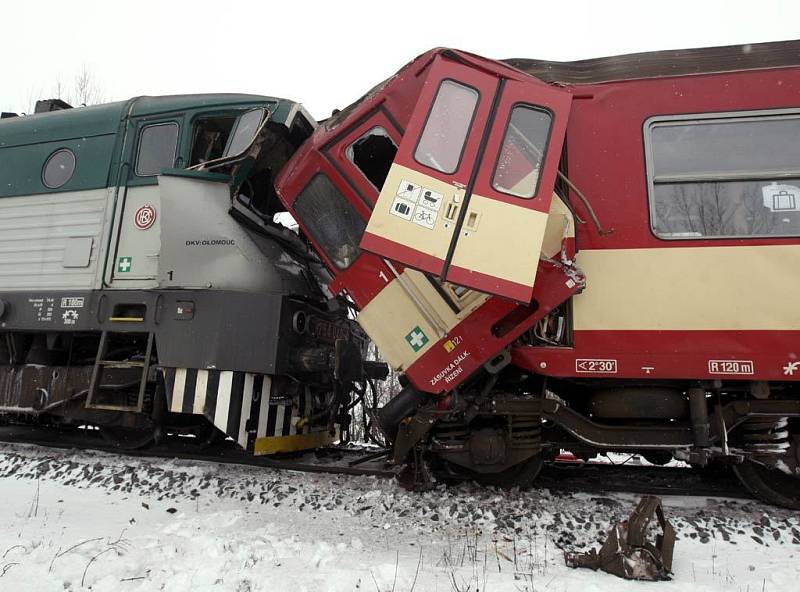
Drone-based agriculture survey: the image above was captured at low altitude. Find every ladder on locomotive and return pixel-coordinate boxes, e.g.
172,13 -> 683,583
85,330 -> 155,412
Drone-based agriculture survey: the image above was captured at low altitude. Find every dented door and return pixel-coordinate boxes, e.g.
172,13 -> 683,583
360,54 -> 571,303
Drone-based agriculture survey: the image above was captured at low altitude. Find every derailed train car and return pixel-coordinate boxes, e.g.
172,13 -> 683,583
274,40 -> 800,507
0,94 -> 376,453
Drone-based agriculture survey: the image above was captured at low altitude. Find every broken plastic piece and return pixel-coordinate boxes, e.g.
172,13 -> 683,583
564,495 -> 675,581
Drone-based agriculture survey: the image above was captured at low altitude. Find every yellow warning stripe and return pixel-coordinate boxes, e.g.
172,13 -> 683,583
253,429 -> 337,455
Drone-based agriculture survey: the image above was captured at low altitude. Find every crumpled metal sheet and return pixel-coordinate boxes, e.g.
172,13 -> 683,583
564,495 -> 675,581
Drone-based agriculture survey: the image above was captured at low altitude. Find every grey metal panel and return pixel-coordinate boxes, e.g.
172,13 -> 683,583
154,291 -> 284,374
157,173 -> 311,294
107,184 -> 162,287
0,289 -> 287,375
0,188 -> 112,291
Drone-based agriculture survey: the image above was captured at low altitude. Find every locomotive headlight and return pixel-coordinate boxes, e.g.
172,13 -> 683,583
292,311 -> 308,334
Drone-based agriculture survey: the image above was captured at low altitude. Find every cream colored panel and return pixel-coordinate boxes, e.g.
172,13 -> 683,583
358,267 -> 491,371
403,268 -> 489,323
365,163 -> 462,261
449,194 -> 549,284
573,245 -> 800,330
357,277 -> 439,370
541,195 -> 574,259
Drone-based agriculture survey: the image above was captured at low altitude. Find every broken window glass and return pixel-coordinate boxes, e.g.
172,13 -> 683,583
414,80 -> 479,174
294,174 -> 365,269
648,113 -> 800,238
346,126 -> 397,190
492,105 -> 552,198
136,122 -> 179,176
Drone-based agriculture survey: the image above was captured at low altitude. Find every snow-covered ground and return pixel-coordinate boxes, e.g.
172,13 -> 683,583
0,443 -> 798,591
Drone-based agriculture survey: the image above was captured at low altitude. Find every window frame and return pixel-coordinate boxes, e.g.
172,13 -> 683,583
293,172 -> 366,271
412,78 -> 481,175
644,108 -> 800,241
489,102 -> 554,200
135,121 -> 180,177
345,125 -> 398,190
188,111 -> 239,167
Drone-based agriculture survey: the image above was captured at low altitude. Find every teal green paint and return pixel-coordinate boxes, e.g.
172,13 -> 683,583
0,95 -> 301,198
161,168 -> 232,183
0,134 -> 117,197
0,101 -> 127,149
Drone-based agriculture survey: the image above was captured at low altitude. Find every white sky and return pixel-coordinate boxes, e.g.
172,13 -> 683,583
1,0 -> 798,119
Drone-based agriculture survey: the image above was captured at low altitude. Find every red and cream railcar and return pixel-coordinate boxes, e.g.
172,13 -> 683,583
275,41 -> 800,507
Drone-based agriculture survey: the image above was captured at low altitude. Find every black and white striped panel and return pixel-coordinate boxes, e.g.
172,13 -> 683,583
162,368 -> 314,452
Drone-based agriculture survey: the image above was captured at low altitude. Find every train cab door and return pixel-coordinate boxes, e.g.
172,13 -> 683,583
360,53 -> 571,303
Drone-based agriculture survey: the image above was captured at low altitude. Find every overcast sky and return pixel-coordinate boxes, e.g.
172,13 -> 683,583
1,0 -> 798,119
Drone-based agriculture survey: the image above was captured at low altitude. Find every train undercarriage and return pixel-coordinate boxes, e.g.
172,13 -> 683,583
379,366 -> 800,508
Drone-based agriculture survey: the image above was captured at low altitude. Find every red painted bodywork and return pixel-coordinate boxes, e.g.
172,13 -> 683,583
274,47 -> 800,391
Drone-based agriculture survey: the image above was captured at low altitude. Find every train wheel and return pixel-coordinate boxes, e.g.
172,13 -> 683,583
100,425 -> 157,451
733,462 -> 800,509
732,418 -> 800,509
472,454 -> 545,489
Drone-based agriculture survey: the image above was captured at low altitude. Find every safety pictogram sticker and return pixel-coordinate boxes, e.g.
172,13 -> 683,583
405,326 -> 429,352
117,256 -> 132,273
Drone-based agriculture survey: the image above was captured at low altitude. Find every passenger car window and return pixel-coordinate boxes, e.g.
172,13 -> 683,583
492,105 -> 552,198
646,112 -> 800,238
42,148 -> 76,188
136,123 -> 179,176
414,80 -> 479,174
294,174 -> 366,269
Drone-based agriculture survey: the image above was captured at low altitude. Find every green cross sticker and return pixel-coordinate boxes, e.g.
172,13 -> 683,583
117,256 -> 132,273
405,326 -> 429,352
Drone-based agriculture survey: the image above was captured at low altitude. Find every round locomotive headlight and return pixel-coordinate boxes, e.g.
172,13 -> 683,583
292,311 -> 308,334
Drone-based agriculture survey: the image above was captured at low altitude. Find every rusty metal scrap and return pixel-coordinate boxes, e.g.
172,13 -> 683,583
564,495 -> 675,581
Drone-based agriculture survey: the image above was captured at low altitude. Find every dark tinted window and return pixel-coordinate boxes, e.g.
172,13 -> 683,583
42,148 -> 76,188
294,174 -> 365,269
492,105 -> 552,198
136,123 -> 179,176
190,115 -> 237,166
647,112 -> 800,239
414,80 -> 478,174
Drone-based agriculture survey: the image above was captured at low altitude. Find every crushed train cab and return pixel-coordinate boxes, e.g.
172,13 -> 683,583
0,94 -> 377,454
274,41 -> 800,508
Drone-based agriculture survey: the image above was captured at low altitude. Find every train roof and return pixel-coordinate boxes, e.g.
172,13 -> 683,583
0,94 -> 299,148
503,38 -> 800,85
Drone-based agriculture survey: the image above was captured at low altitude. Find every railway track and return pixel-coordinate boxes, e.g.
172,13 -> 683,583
0,425 -> 753,501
